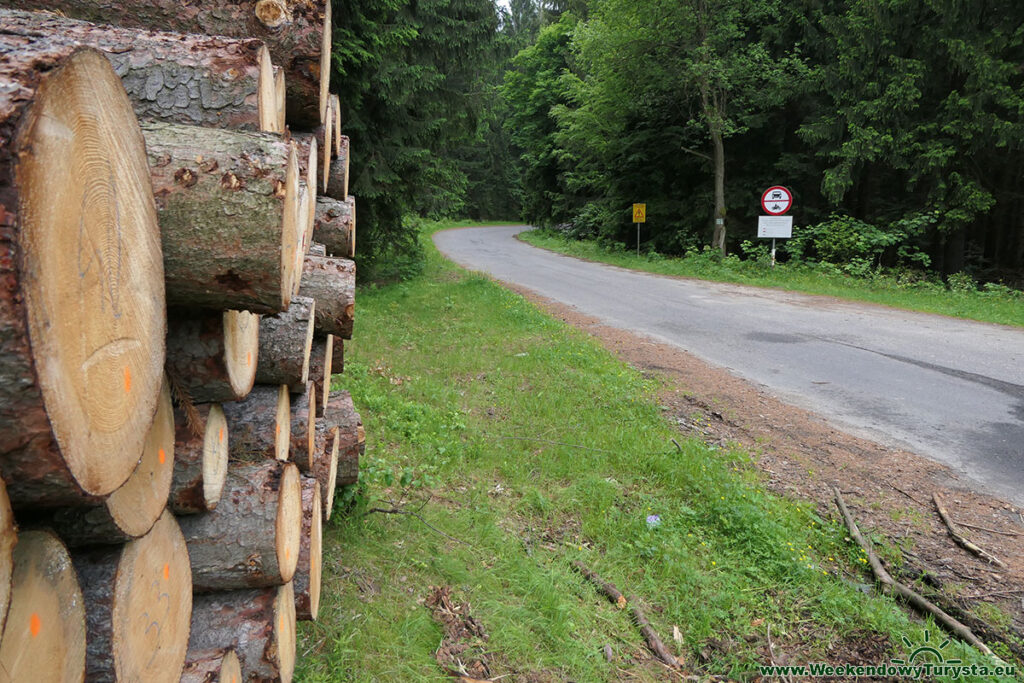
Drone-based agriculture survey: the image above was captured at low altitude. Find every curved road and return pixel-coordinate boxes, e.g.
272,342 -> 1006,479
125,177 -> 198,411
435,226 -> 1024,506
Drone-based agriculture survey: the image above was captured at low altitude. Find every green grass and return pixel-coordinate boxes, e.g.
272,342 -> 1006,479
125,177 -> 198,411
297,221 -> 1015,682
519,229 -> 1024,328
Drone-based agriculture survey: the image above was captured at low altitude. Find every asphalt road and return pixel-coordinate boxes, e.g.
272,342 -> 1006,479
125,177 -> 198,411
434,226 -> 1024,506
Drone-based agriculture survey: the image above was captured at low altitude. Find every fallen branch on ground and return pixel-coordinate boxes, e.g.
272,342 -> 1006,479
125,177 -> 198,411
932,493 -> 1006,569
364,506 -> 474,547
572,562 -> 681,670
832,486 -> 995,657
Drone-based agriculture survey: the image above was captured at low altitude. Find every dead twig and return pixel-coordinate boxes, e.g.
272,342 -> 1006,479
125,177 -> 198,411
963,589 -> 1024,600
886,481 -> 925,506
832,486 -> 995,657
953,521 -> 1024,537
572,562 -> 682,670
766,623 -> 794,683
932,493 -> 1006,568
364,507 -> 474,547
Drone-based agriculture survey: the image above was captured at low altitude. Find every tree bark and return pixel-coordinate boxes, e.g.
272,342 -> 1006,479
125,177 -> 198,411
703,86 -> 727,256
221,385 -> 291,462
332,337 -> 345,376
71,510 -> 193,682
181,648 -> 242,683
255,296 -> 315,391
142,119 -> 300,313
177,461 -> 301,592
311,423 -> 338,521
187,582 -> 296,683
43,379 -> 175,546
293,125 -> 330,195
325,391 -> 363,487
298,255 -> 356,339
325,135 -> 350,202
0,9 -> 280,132
166,309 -> 260,404
1,0 -> 332,129
313,196 -> 356,259
0,45 -> 166,506
308,336 -> 334,417
0,530 -> 86,682
289,382 -> 317,473
169,404 -> 230,515
294,475 -> 322,621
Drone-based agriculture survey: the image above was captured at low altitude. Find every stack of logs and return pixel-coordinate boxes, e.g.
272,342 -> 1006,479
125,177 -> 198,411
0,2 -> 363,681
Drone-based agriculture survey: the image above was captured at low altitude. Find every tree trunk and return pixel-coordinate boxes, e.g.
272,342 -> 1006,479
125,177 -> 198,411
329,94 -> 342,156
311,423 -> 339,521
187,582 -> 296,683
0,530 -> 86,681
177,461 -> 301,591
299,256 -> 356,339
0,45 -> 166,506
71,510 -> 192,682
313,196 -> 356,259
293,125 -> 330,195
0,480 -> 16,639
325,135 -> 350,201
325,391 -> 363,487
1,0 -> 332,129
289,383 -> 317,473
0,9 -> 280,132
308,336 -> 334,417
294,475 -> 322,621
255,296 -> 315,391
293,134 -> 319,246
43,380 -> 175,546
221,385 -> 291,462
166,309 -> 260,404
169,404 -> 230,515
181,648 -> 242,683
142,120 -> 301,313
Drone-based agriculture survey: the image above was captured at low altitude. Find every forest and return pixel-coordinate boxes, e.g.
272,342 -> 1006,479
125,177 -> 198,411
333,0 -> 1024,286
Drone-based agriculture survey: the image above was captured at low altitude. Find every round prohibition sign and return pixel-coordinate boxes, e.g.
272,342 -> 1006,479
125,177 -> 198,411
761,186 -> 793,215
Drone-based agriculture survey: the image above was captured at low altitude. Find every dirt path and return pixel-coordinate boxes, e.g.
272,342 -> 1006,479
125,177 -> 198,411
512,285 -> 1024,659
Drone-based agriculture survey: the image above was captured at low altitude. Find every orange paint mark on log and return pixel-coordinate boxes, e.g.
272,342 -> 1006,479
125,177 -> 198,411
158,448 -> 166,465
163,564 -> 170,581
247,351 -> 252,367
29,613 -> 40,637
275,423 -> 280,437
124,366 -> 131,393
219,427 -> 224,443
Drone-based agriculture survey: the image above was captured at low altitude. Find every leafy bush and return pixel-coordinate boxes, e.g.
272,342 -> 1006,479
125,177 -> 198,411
787,212 -> 933,276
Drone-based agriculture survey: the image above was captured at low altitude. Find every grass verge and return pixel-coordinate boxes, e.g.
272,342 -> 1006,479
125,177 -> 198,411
518,228 -> 1024,328
298,221 -> 1016,681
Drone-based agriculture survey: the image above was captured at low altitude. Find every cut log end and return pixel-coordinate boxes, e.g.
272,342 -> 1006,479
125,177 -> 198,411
105,510 -> 192,681
323,426 -> 340,520
258,44 -> 279,133
0,530 -> 86,682
275,581 -> 297,683
321,114 -> 333,194
295,478 -> 322,621
276,384 -> 292,462
180,648 -> 242,683
224,310 -> 260,399
318,0 -> 332,125
281,145 -> 301,310
274,67 -> 287,133
0,481 -> 13,637
203,405 -> 230,511
276,463 -> 302,584
103,377 -> 175,539
330,94 -> 342,156
11,48 -> 166,498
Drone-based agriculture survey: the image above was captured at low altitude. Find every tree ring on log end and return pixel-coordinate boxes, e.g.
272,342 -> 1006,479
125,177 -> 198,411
274,68 -> 287,133
257,45 -> 279,133
274,581 -> 297,683
0,530 -> 86,682
308,484 -> 322,620
276,463 -> 301,584
106,378 -> 175,537
112,509 -> 192,681
275,384 -> 292,462
281,146 -> 300,309
318,0 -> 332,124
224,310 -> 259,399
324,426 -> 339,521
203,405 -> 229,511
16,49 -> 165,496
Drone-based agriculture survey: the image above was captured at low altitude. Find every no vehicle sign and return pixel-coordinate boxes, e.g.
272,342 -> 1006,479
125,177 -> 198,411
761,186 -> 793,215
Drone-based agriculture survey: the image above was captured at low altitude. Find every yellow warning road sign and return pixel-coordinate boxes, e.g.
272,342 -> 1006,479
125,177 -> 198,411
633,203 -> 646,223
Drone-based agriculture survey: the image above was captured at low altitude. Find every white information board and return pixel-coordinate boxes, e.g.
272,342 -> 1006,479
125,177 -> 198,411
757,215 -> 793,239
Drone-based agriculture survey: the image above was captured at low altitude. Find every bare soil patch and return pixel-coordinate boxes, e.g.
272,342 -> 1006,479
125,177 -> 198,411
510,285 -> 1024,660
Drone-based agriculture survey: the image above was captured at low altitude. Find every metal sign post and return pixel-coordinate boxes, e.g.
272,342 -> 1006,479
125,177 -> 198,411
632,203 -> 646,256
757,187 -> 794,268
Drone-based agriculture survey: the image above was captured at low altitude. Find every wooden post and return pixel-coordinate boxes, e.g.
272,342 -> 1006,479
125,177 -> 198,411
0,46 -> 166,506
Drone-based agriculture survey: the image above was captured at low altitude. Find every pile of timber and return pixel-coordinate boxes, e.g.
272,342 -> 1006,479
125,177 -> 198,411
0,4 -> 363,681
